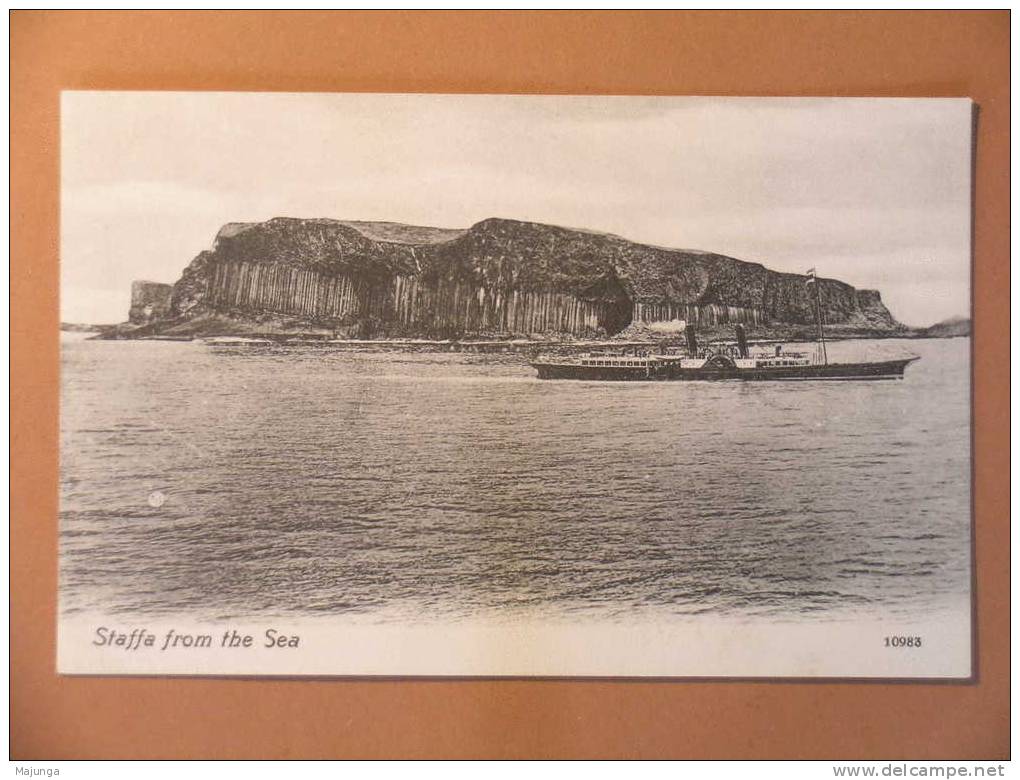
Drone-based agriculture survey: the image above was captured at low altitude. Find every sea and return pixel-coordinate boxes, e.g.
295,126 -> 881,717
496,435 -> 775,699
59,335 -> 971,626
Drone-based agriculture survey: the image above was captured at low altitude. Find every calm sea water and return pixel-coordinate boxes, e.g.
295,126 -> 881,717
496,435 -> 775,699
60,335 -> 971,623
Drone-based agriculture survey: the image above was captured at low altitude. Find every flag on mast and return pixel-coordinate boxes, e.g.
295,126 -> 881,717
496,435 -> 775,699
805,267 -> 816,285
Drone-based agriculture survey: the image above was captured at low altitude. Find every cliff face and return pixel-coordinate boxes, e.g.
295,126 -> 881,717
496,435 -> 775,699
129,281 -> 173,324
148,217 -> 901,339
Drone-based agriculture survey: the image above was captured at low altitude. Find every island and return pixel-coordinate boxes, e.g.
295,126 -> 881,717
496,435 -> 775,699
100,216 -> 913,343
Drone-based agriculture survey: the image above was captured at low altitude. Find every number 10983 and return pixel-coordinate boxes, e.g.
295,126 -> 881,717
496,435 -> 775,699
884,636 -> 922,648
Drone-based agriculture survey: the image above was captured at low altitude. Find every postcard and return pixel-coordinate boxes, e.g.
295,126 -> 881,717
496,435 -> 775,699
59,93 -> 973,677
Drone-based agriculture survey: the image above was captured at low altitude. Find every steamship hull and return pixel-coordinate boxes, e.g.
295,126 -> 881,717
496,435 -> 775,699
531,357 -> 918,382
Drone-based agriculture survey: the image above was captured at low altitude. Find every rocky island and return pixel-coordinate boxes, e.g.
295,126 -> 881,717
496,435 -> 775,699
103,217 -> 908,342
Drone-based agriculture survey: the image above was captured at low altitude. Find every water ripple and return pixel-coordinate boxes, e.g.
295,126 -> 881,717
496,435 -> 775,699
59,336 -> 972,623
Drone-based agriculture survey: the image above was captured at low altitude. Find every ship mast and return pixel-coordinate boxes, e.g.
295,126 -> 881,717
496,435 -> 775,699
807,268 -> 828,365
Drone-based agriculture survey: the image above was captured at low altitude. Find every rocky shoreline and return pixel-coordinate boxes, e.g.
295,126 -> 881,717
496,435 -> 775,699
72,308 -> 968,347
66,318 -> 969,356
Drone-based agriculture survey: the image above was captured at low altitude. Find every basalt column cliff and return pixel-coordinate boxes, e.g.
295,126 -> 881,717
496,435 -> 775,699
126,217 -> 904,339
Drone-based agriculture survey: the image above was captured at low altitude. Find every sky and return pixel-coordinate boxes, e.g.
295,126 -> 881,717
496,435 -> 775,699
61,93 -> 972,327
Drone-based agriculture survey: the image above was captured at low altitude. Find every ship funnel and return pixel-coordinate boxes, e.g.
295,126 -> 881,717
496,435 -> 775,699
685,323 -> 699,357
735,324 -> 749,358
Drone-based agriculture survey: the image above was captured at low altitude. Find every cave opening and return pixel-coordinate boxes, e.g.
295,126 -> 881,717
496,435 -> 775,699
581,268 -> 633,336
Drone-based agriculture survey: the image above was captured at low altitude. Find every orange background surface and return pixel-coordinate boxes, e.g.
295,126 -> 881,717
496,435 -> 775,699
11,11 -> 1010,759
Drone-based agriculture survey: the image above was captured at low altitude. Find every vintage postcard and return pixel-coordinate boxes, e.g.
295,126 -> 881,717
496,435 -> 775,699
59,93 -> 972,678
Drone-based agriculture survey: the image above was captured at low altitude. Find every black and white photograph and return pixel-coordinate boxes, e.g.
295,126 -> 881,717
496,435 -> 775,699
59,92 -> 973,678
